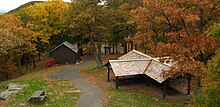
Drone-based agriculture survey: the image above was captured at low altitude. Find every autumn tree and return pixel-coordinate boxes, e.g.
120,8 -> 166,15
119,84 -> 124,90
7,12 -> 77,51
130,0 -> 219,93
192,21 -> 220,107
110,3 -> 134,53
0,14 -> 35,79
193,49 -> 220,106
16,0 -> 69,59
107,0 -> 142,53
107,0 -> 142,8
66,0 -> 115,67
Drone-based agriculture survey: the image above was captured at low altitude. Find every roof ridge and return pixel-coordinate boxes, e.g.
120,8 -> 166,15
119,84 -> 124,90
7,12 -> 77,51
131,49 -> 153,58
109,59 -> 152,62
143,59 -> 153,74
50,41 -> 78,53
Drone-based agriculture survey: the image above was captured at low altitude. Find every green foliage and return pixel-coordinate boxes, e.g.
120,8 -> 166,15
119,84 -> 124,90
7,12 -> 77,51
206,23 -> 220,39
107,0 -> 122,8
110,23 -> 130,44
108,1 -> 141,51
207,49 -> 220,80
193,49 -> 220,107
193,87 -> 220,107
67,0 -> 114,39
67,0 -> 115,67
107,0 -> 142,8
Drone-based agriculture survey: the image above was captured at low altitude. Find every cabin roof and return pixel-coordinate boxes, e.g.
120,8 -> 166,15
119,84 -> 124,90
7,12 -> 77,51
118,50 -> 159,61
50,41 -> 78,53
109,50 -> 172,83
109,59 -> 151,76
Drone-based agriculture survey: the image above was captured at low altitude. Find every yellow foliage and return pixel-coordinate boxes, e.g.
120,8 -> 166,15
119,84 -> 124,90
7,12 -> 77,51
16,0 -> 69,44
0,14 -> 35,56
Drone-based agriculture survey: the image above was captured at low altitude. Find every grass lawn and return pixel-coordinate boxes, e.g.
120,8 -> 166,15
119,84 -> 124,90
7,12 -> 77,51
0,64 -> 80,107
107,89 -> 185,107
81,55 -> 187,107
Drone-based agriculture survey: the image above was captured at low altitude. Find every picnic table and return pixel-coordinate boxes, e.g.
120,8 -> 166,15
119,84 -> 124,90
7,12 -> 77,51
28,90 -> 46,102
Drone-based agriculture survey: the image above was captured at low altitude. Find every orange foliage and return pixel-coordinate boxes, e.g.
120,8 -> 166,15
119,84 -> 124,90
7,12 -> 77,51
0,14 -> 36,81
0,14 -> 35,56
130,0 -> 219,79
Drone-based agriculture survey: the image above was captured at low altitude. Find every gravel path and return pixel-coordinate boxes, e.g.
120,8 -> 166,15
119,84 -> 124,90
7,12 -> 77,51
50,56 -> 102,107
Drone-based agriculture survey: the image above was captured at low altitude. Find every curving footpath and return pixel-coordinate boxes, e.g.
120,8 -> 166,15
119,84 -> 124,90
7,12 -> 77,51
50,57 -> 102,107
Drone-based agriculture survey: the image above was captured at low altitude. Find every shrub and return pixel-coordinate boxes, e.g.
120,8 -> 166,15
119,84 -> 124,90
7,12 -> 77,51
192,50 -> 220,107
45,58 -> 55,67
193,86 -> 220,107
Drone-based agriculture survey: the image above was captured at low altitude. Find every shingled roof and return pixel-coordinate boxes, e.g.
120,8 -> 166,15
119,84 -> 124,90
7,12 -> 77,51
109,50 -> 172,83
51,41 -> 78,53
144,60 -> 170,83
118,50 -> 153,60
109,59 -> 151,76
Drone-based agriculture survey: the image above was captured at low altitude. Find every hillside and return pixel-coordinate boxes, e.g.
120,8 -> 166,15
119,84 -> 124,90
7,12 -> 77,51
7,1 -> 44,14
0,64 -> 79,107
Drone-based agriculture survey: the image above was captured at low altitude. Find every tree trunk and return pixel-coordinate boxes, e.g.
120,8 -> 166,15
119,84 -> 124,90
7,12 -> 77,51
187,74 -> 191,95
154,35 -> 158,47
25,55 -> 28,70
97,45 -> 103,67
152,29 -> 159,47
18,56 -> 23,75
32,55 -> 36,68
116,43 -> 118,54
144,48 -> 147,54
131,41 -> 133,50
198,9 -> 204,33
5,72 -> 9,80
124,42 -> 127,54
116,76 -> 119,89
112,44 -> 115,54
29,55 -> 32,72
0,72 -> 3,81
128,43 -> 130,52
38,51 -> 41,61
91,38 -> 103,67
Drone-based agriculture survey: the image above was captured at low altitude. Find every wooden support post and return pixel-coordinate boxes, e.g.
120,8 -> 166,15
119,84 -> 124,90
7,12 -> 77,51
187,74 -> 191,95
116,76 -> 119,89
163,80 -> 169,98
107,68 -> 110,82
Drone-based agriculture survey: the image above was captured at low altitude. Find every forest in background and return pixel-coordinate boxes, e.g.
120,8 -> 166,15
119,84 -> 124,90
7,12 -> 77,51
0,0 -> 219,106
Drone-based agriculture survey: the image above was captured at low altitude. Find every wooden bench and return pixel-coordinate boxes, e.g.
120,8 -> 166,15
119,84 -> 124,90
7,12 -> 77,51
28,90 -> 47,102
